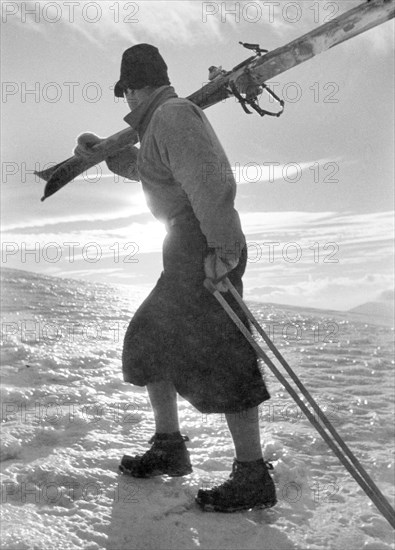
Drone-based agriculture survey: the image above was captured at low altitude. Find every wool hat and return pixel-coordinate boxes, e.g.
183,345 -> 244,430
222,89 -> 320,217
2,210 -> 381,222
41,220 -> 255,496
114,44 -> 170,97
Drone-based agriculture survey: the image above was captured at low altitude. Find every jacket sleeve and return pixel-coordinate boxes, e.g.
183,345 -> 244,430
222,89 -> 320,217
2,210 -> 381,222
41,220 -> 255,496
106,144 -> 140,182
155,102 -> 245,267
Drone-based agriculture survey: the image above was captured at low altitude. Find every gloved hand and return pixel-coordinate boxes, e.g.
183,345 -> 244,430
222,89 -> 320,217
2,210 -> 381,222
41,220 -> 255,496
74,132 -> 103,158
204,251 -> 237,292
106,144 -> 139,180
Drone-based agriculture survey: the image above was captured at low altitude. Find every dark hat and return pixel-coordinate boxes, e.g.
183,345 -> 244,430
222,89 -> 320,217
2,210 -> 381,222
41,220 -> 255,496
114,44 -> 170,97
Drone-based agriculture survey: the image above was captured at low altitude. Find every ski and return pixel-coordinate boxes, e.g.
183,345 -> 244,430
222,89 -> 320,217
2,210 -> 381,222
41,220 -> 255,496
36,0 -> 394,201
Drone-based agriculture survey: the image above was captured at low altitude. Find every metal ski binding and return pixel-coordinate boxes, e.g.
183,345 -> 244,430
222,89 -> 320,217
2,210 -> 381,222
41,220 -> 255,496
229,42 -> 285,118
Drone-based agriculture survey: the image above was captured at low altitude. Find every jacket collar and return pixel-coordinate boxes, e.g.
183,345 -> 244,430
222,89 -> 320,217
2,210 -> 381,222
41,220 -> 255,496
124,85 -> 178,139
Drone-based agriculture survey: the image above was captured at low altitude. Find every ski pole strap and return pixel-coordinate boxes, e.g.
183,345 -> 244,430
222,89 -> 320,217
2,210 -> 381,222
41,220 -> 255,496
262,83 -> 286,113
229,80 -> 285,117
203,278 -> 395,529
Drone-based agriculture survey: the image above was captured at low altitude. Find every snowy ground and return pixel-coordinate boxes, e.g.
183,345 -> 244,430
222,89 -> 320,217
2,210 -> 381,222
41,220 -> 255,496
1,267 -> 394,550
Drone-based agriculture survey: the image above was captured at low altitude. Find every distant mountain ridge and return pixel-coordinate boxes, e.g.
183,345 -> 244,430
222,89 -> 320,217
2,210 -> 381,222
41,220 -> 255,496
349,301 -> 394,321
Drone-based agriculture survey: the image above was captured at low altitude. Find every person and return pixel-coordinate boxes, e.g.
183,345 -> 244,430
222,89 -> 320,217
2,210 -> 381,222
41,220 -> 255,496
75,44 -> 276,513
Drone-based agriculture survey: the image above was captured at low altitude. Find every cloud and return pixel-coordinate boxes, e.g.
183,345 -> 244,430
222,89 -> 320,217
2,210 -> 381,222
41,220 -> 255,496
7,1 -> 226,47
1,176 -> 150,233
235,160 -> 330,186
377,289 -> 395,302
238,210 -> 394,310
2,208 -> 393,311
4,209 -> 393,260
245,273 -> 395,311
350,5 -> 394,54
11,0 -> 391,54
239,210 -> 394,242
1,218 -> 167,263
1,211 -> 134,233
253,0 -> 394,53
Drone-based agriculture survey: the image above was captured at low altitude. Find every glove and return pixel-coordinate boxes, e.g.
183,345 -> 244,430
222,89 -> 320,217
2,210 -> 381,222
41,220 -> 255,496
74,132 -> 103,158
204,251 -> 237,292
106,144 -> 139,180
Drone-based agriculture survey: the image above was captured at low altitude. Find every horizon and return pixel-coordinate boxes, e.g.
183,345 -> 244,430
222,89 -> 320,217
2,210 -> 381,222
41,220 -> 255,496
2,265 -> 394,323
1,0 -> 394,311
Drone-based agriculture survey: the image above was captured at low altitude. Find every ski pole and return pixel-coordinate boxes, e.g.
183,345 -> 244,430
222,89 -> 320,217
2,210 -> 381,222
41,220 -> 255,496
224,278 -> 395,523
204,279 -> 395,529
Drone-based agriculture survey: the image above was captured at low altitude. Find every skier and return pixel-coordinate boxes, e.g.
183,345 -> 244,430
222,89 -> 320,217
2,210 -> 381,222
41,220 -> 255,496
75,44 -> 276,513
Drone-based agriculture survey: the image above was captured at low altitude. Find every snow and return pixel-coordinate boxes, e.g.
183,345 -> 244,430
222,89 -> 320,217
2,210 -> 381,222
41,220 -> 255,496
1,267 -> 394,550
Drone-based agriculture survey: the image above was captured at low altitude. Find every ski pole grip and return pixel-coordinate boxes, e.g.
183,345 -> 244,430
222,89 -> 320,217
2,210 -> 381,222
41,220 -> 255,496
203,278 -> 218,294
203,276 -> 231,294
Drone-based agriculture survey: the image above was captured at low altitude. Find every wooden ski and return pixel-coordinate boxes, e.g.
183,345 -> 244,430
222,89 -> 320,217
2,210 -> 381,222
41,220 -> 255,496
37,0 -> 394,201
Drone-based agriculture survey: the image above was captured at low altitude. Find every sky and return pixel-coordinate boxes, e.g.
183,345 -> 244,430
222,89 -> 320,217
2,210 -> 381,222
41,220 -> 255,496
1,0 -> 394,311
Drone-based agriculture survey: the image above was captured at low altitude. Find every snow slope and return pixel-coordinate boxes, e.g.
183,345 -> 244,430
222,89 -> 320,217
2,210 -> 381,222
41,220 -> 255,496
1,268 -> 394,550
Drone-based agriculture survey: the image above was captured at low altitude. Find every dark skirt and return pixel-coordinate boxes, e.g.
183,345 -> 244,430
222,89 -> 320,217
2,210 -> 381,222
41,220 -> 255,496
122,214 -> 270,414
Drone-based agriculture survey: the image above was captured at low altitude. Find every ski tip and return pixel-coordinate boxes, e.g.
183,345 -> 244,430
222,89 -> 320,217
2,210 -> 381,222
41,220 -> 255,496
35,170 -> 47,179
40,196 -> 46,202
